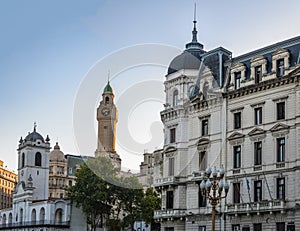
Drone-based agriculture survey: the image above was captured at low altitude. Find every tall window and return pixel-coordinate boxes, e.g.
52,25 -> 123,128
168,157 -> 174,176
232,224 -> 240,231
199,151 -> 207,171
277,102 -> 285,120
170,128 -> 176,143
254,141 -> 262,165
234,112 -> 241,129
201,119 -> 208,136
105,96 -> 109,105
35,152 -> 42,166
233,183 -> 240,203
199,188 -> 206,207
233,146 -> 241,169
173,90 -> 178,107
255,65 -> 262,83
277,178 -> 285,200
277,138 -> 285,162
276,222 -> 285,231
277,59 -> 285,77
254,180 -> 262,202
254,107 -> 262,125
234,72 -> 241,89
254,223 -> 262,231
21,153 -> 25,168
166,191 -> 174,209
199,226 -> 206,231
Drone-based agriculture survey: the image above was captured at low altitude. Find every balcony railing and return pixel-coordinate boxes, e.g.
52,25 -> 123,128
154,176 -> 179,187
154,209 -> 186,219
0,220 -> 70,229
226,200 -> 285,215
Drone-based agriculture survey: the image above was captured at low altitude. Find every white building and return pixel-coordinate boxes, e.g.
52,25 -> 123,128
154,16 -> 300,231
0,126 -> 86,231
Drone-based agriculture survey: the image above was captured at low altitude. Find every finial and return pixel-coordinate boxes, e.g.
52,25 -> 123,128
19,136 -> 23,144
46,135 -> 50,143
192,2 -> 197,42
33,122 -> 37,132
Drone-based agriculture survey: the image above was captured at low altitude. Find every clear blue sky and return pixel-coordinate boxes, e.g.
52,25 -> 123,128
1,0 -> 300,172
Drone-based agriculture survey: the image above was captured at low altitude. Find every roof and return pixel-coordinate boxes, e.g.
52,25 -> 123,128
103,81 -> 113,93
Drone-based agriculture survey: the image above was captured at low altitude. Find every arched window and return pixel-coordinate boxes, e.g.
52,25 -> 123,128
21,153 -> 25,168
173,89 -> 178,107
35,152 -> 42,166
2,214 -> 6,225
39,207 -> 45,223
8,213 -> 12,225
55,209 -> 63,224
105,96 -> 109,105
31,209 -> 36,224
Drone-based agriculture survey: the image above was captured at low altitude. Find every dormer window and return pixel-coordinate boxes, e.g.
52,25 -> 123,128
277,59 -> 285,77
255,65 -> 262,83
234,72 -> 241,89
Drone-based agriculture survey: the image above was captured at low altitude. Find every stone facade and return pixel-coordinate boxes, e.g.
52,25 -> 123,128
154,18 -> 300,231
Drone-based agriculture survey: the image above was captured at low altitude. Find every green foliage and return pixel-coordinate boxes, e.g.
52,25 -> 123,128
141,188 -> 161,229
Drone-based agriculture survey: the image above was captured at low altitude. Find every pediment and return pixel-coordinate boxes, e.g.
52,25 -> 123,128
251,55 -> 266,63
228,132 -> 245,141
197,138 -> 210,146
270,123 -> 289,132
232,62 -> 245,69
164,146 -> 177,157
273,48 -> 289,56
248,127 -> 266,136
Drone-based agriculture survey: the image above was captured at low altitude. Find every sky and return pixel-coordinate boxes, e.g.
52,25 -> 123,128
1,0 -> 300,172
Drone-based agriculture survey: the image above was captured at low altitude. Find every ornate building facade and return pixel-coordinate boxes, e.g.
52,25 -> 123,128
0,161 -> 17,210
154,17 -> 300,231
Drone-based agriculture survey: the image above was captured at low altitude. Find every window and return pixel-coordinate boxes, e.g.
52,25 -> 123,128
168,157 -> 174,176
21,153 -> 25,168
255,65 -> 262,83
276,222 -> 285,231
166,191 -> 174,209
233,146 -> 241,169
254,107 -> 262,125
199,226 -> 206,231
201,119 -> 208,136
277,102 -> 285,120
277,178 -> 285,200
199,151 -> 207,171
254,141 -> 262,165
287,223 -> 295,231
35,152 -> 42,166
199,188 -> 206,207
254,180 -> 262,202
232,224 -> 240,231
277,59 -> 285,77
277,138 -> 285,162
170,128 -> 176,143
165,228 -> 174,231
234,112 -> 241,129
173,90 -> 178,107
233,183 -> 240,203
234,72 -> 241,89
254,224 -> 262,231
105,96 -> 109,105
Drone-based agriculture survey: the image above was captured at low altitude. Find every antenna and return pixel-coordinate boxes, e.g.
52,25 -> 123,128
107,70 -> 110,82
194,2 -> 197,23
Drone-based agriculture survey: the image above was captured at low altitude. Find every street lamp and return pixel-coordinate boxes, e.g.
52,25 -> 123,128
200,166 -> 229,231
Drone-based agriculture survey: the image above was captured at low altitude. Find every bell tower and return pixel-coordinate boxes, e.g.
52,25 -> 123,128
95,81 -> 121,167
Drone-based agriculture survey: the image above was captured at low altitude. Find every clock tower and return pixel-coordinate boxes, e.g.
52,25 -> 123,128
95,81 -> 121,167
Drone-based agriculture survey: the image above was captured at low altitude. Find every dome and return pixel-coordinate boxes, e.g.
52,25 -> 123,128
49,142 -> 66,162
24,129 -> 45,143
167,49 -> 204,75
103,81 -> 113,93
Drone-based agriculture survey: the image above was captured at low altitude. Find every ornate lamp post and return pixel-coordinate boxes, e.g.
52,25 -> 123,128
200,166 -> 229,231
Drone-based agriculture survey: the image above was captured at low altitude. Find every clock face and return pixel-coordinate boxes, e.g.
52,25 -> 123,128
101,107 -> 110,116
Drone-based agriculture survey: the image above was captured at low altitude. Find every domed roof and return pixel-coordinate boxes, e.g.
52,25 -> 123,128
49,142 -> 66,162
24,127 -> 45,143
167,18 -> 205,75
103,81 -> 113,93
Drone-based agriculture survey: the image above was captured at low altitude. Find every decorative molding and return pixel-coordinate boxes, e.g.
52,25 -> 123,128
270,123 -> 290,137
248,127 -> 267,141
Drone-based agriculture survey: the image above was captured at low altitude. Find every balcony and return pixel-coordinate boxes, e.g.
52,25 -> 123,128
154,176 -> 179,187
0,220 -> 70,229
226,200 -> 285,215
154,209 -> 186,219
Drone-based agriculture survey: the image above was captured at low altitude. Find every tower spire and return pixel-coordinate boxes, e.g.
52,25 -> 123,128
185,3 -> 203,50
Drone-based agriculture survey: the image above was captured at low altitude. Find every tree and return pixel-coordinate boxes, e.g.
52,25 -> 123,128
68,157 -> 118,231
141,188 -> 161,230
